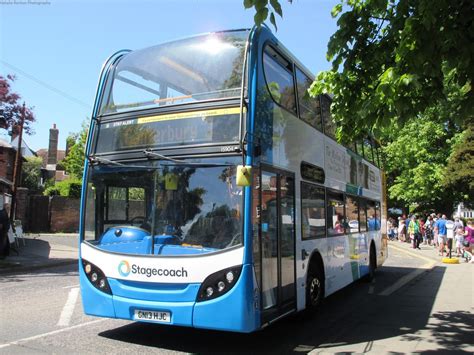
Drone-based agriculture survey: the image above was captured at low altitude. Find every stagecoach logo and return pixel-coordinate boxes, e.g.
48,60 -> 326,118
117,260 -> 189,279
118,260 -> 131,277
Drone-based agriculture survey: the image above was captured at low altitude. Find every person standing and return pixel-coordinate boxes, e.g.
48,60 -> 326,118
0,196 -> 10,259
463,221 -> 474,262
453,217 -> 464,237
405,215 -> 411,243
424,215 -> 434,245
408,215 -> 421,249
435,214 -> 448,257
398,216 -> 406,242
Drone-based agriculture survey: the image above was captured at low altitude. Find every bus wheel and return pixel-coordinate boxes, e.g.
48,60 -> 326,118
364,245 -> 376,282
306,263 -> 324,313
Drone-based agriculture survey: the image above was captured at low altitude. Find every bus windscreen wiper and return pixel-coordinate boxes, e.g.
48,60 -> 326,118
143,149 -> 234,167
88,155 -> 157,170
88,155 -> 126,166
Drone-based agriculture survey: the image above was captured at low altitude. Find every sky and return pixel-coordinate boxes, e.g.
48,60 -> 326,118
0,0 -> 338,151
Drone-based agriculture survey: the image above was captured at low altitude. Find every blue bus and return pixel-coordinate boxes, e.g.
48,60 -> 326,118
79,27 -> 388,333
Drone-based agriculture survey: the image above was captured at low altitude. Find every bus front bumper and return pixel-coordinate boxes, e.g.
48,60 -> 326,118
80,264 -> 259,332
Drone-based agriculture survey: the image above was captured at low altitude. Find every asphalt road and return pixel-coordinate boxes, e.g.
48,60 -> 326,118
0,244 -> 472,354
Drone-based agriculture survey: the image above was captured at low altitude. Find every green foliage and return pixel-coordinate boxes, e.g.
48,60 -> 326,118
443,124 -> 474,208
310,0 -> 473,142
55,159 -> 66,171
244,0 -> 286,30
43,177 -> 82,198
21,156 -> 43,191
63,122 -> 88,179
381,111 -> 463,214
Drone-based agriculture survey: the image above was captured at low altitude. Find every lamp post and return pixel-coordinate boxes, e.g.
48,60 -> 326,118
10,102 -> 26,224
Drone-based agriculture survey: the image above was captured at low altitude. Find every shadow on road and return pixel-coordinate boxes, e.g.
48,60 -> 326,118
96,265 -> 470,353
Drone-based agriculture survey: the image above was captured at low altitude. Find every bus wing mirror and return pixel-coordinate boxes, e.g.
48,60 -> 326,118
236,165 -> 252,187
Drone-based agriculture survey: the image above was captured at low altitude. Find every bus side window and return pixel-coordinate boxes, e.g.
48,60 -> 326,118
359,198 -> 368,232
367,200 -> 377,231
326,190 -> 345,236
301,182 -> 326,239
345,195 -> 359,233
321,95 -> 336,140
295,67 -> 322,131
263,46 -> 297,114
375,202 -> 381,230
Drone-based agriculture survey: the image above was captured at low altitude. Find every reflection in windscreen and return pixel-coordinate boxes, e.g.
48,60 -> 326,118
100,30 -> 248,115
83,162 -> 243,256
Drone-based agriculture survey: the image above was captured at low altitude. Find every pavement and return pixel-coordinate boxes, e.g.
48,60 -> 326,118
0,233 -> 78,275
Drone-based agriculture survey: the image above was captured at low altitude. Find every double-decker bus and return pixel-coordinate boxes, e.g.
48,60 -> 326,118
80,26 -> 388,333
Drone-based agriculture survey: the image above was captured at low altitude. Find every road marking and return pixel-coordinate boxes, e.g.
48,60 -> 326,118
0,319 -> 106,349
57,287 -> 80,327
63,284 -> 80,289
379,245 -> 436,296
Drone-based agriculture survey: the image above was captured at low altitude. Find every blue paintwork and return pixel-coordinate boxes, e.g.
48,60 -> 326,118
79,262 -> 116,318
109,278 -> 200,302
99,227 -> 150,244
96,227 -> 217,255
193,264 -> 258,332
81,262 -> 258,332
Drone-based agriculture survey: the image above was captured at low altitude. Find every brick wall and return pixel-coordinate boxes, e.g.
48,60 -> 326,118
50,196 -> 80,233
15,187 -> 29,229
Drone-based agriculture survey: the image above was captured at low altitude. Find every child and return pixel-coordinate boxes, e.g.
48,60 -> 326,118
455,227 -> 464,257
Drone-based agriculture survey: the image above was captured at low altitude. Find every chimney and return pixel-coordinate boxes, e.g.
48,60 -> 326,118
47,123 -> 59,165
10,124 -> 20,142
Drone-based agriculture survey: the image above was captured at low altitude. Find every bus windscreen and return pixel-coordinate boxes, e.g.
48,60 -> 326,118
99,30 -> 248,115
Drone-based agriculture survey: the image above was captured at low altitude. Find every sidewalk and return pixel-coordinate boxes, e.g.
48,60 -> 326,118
389,237 -> 472,263
0,233 -> 78,275
316,239 -> 473,354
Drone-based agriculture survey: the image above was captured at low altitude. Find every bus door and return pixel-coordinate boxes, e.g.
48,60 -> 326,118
260,168 -> 296,322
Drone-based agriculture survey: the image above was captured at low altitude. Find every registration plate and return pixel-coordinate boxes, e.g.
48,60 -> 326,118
134,309 -> 171,323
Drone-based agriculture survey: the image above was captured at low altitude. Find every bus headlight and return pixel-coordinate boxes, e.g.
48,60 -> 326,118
197,265 -> 242,302
82,260 -> 112,295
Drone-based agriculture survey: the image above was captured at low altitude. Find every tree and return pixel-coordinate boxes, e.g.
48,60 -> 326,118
0,75 -> 35,134
443,124 -> 474,208
63,123 -> 88,179
243,0 -> 286,30
244,0 -> 473,142
21,156 -> 43,192
310,0 -> 473,142
44,177 -> 82,198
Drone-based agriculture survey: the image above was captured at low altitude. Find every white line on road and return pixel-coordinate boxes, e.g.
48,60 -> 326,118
57,287 -> 80,327
0,319 -> 106,349
378,245 -> 436,296
63,284 -> 80,289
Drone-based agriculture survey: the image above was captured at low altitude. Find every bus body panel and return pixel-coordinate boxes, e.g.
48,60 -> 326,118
108,279 -> 200,302
81,243 -> 244,284
80,265 -> 116,318
193,264 -> 259,332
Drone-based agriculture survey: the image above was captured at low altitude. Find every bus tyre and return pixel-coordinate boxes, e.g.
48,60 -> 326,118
306,263 -> 324,314
364,245 -> 376,282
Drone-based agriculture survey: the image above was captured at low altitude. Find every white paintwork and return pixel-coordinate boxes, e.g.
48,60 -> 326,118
81,242 -> 244,283
260,106 -> 384,311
